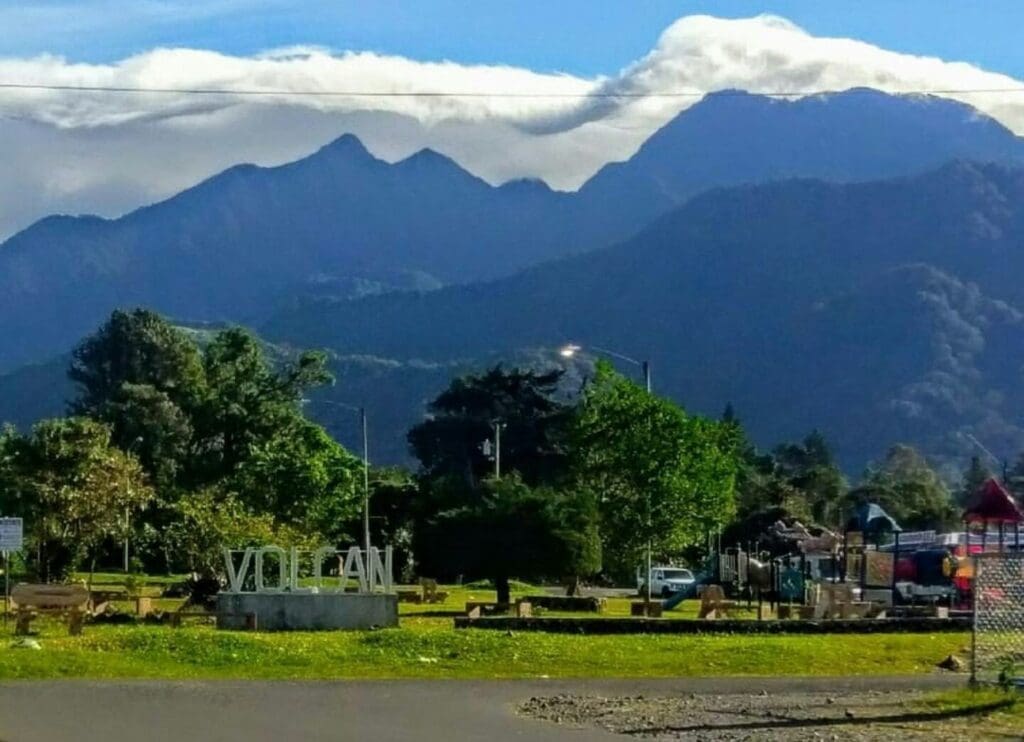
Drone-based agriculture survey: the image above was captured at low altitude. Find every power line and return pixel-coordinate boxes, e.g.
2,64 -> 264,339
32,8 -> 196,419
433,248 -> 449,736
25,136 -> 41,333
1,82 -> 1024,98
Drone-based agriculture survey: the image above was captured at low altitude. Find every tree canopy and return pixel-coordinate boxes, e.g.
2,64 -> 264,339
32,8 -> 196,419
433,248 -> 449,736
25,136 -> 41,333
0,417 -> 153,580
571,362 -> 739,576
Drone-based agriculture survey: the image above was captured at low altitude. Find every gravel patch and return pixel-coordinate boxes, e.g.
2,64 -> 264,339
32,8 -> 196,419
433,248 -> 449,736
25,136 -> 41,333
519,690 -> 985,740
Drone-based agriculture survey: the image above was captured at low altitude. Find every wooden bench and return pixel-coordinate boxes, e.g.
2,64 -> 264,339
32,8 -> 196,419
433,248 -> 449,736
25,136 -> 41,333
12,584 -> 90,636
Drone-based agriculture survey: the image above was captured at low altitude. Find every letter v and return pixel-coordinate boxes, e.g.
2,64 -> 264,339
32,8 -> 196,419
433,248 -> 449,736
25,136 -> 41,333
224,548 -> 254,593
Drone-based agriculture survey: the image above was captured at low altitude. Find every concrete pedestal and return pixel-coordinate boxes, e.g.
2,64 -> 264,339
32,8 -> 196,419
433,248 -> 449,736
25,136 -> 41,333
216,592 -> 399,631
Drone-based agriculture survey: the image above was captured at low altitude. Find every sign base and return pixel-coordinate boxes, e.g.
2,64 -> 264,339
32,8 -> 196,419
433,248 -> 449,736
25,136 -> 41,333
216,592 -> 398,631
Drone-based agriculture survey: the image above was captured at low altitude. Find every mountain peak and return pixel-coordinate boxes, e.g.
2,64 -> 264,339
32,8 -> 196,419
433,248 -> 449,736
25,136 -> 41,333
397,147 -> 461,170
315,133 -> 374,159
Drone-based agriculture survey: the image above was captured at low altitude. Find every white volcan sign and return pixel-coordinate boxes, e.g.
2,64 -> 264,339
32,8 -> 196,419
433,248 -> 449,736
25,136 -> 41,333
223,545 -> 393,594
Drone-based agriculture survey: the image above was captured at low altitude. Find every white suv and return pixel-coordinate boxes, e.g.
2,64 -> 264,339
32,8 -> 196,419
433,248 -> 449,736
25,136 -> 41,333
637,566 -> 696,598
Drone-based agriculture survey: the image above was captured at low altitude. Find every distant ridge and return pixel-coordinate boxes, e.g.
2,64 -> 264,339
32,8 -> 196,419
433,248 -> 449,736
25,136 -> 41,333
262,162 -> 1024,473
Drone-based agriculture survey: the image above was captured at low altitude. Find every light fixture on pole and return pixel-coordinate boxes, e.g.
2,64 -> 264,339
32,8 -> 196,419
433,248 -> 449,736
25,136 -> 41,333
560,342 -> 655,611
560,343 -> 650,393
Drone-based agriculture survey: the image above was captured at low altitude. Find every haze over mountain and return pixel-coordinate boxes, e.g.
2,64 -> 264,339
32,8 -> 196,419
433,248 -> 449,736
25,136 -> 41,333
3,89 -> 1024,375
263,162 -> 1024,473
6,13 -> 1024,241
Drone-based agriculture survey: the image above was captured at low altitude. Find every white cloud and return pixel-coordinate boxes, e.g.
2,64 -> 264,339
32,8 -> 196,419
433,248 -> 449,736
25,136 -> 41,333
0,13 -> 1022,239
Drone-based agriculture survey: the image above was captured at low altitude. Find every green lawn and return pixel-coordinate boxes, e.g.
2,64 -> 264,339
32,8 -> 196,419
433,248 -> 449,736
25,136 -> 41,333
0,614 -> 967,680
0,577 -> 970,681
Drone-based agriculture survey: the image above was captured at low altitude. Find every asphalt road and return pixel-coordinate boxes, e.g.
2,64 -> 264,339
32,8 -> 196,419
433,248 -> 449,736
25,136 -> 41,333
0,676 -> 962,742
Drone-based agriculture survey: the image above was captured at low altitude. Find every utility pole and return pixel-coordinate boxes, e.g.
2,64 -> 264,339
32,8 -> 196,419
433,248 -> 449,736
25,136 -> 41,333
361,406 -> 371,557
302,399 -> 372,556
492,421 -> 505,479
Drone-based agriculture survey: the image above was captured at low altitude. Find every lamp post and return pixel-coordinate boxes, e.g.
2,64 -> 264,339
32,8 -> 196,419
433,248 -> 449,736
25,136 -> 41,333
560,342 -> 654,609
305,399 -> 372,556
560,344 -> 650,393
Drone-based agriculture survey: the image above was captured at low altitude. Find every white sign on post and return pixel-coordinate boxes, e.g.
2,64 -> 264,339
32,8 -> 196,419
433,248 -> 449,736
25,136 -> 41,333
0,518 -> 22,551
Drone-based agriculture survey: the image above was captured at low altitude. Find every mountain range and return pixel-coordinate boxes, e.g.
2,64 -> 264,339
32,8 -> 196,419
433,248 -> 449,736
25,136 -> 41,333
2,88 -> 1024,473
261,162 -> 1024,473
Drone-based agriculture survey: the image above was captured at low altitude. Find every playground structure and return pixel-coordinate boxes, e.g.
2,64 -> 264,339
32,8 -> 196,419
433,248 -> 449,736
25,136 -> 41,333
686,477 -> 1024,623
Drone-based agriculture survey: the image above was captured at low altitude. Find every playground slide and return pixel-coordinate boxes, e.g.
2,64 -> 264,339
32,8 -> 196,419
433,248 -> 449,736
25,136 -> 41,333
661,587 -> 689,611
662,567 -> 713,611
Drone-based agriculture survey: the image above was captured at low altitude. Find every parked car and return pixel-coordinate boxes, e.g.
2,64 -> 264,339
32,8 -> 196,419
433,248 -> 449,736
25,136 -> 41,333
636,566 -> 697,598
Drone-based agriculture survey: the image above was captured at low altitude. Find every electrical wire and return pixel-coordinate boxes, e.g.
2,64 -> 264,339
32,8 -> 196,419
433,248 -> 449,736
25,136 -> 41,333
1,82 -> 1024,98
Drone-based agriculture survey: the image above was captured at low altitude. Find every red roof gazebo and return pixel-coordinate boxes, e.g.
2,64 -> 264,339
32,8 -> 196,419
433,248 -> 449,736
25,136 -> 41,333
963,477 -> 1024,551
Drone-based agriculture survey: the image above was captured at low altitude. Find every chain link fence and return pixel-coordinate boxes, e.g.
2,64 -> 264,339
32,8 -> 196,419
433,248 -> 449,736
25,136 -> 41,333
972,553 -> 1024,685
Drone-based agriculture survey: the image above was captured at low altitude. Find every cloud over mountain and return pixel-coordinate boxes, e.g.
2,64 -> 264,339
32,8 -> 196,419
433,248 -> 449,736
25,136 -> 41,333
1,14 -> 1023,238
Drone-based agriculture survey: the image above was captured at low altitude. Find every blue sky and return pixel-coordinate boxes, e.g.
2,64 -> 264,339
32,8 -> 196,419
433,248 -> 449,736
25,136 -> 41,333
2,0 -> 1022,79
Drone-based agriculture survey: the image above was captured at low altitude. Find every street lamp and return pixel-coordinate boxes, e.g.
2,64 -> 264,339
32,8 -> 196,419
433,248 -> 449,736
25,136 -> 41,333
560,342 -> 655,610
560,343 -> 650,393
304,399 -> 372,556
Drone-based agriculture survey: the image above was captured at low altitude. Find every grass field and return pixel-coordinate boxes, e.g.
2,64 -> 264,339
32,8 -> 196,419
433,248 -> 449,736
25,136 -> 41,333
0,618 -> 968,681
0,576 -> 970,681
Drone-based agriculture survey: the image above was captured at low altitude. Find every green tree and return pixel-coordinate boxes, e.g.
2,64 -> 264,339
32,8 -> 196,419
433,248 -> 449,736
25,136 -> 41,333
99,383 -> 193,489
848,445 -> 957,531
69,308 -> 206,416
231,420 -> 362,542
164,487 -> 318,576
416,476 -> 599,605
2,418 -> 153,581
68,309 -> 205,486
407,366 -> 572,495
572,362 -> 739,579
360,468 -> 419,581
772,431 -> 846,527
408,366 -> 596,593
193,327 -> 332,483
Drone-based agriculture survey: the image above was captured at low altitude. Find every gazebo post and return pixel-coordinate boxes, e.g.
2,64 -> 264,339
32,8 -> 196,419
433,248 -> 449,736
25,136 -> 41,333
891,531 -> 901,604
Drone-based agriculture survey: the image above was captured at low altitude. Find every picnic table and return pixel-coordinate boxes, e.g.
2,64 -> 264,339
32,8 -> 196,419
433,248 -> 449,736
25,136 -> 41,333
11,583 -> 90,636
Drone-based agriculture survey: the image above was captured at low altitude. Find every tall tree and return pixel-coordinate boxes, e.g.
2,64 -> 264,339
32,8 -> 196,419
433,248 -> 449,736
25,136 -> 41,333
193,327 -> 332,483
69,309 -> 205,418
572,362 -> 739,578
416,476 -> 600,605
408,365 -> 572,495
409,366 -> 597,593
68,309 -> 205,485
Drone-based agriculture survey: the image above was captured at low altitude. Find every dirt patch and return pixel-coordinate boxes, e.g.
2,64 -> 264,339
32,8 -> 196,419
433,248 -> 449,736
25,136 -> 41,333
519,690 -> 1010,740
